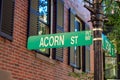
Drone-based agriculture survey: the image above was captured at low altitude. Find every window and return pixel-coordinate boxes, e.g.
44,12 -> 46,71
69,8 -> 90,71
28,0 -> 64,58
0,0 -> 15,40
69,8 -> 82,69
28,0 -> 50,56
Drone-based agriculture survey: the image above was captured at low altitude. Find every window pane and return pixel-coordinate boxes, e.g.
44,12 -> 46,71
39,0 -> 49,23
75,20 -> 80,68
38,22 -> 49,35
38,22 -> 49,53
70,47 -> 75,65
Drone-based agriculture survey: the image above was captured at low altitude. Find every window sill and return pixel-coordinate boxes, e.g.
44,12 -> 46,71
35,53 -> 55,64
74,68 -> 82,73
0,32 -> 13,41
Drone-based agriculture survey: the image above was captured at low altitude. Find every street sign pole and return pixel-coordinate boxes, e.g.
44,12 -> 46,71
84,0 -> 104,79
93,0 -> 104,80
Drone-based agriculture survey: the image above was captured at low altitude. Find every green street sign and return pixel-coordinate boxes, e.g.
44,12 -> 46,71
102,34 -> 115,57
27,31 -> 93,50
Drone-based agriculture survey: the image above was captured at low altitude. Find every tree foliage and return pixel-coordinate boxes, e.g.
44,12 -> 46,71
103,0 -> 120,54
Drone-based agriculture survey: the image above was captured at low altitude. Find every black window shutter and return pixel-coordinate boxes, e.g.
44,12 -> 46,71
55,0 -> 64,61
57,0 -> 64,28
0,0 -> 15,40
29,0 -> 39,36
69,8 -> 75,32
85,24 -> 90,72
69,8 -> 76,66
85,46 -> 90,72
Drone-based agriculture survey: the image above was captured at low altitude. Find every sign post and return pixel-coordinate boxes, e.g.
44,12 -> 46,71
27,31 -> 93,50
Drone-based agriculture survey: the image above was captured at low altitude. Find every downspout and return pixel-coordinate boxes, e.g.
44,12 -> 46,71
50,0 -> 53,59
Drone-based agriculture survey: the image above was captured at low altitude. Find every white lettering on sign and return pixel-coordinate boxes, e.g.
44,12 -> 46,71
106,40 -> 111,53
85,31 -> 91,40
71,36 -> 78,44
39,35 -> 64,47
49,36 -> 54,46
54,36 -> 59,46
44,37 -> 49,47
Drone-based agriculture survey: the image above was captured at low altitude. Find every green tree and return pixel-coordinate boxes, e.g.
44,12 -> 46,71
103,0 -> 120,53
103,0 -> 120,78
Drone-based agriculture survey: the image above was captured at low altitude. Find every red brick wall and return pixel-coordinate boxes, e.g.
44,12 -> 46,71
0,0 -> 94,80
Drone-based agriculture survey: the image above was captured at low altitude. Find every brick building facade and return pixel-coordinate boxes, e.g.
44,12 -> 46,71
0,0 -> 94,80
